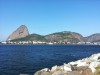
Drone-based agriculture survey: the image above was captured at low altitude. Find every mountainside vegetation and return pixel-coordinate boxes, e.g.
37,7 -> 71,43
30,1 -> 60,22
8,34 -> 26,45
11,34 -> 47,42
10,31 -> 100,43
8,25 -> 100,43
45,31 -> 84,43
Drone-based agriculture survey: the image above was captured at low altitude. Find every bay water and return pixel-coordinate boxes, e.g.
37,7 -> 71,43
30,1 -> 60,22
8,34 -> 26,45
0,44 -> 100,75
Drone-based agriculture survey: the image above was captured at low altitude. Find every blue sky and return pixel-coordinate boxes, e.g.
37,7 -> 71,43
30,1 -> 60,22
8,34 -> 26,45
0,0 -> 100,41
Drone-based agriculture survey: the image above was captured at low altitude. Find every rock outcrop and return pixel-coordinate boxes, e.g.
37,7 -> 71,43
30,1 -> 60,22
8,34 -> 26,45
7,25 -> 29,41
34,53 -> 100,75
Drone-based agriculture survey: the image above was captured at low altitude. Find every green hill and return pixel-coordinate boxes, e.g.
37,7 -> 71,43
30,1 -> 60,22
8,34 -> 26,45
11,34 -> 47,42
11,31 -> 84,43
45,31 -> 84,43
7,25 -> 100,43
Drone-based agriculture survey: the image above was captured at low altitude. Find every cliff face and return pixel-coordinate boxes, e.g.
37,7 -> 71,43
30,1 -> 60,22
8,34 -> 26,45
7,25 -> 29,41
85,33 -> 100,42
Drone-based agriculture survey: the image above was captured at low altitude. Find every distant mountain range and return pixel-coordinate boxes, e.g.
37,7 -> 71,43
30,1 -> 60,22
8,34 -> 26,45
7,25 -> 100,43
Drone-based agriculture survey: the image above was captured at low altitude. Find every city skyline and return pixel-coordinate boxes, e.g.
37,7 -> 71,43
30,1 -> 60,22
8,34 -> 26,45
0,0 -> 100,41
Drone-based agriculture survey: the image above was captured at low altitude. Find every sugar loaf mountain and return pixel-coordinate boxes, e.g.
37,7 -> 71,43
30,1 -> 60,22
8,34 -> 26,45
6,25 -> 100,44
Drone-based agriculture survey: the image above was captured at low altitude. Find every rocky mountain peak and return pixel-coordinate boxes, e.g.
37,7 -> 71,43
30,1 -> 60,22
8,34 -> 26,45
7,25 -> 29,41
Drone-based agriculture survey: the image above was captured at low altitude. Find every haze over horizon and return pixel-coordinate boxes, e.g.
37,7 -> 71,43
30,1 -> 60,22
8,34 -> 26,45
0,0 -> 100,41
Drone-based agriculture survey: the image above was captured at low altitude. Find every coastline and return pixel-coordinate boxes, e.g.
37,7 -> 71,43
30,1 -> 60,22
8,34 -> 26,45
0,43 -> 100,46
34,53 -> 100,75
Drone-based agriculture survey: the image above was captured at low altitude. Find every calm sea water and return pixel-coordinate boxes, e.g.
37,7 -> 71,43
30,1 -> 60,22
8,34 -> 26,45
0,44 -> 100,75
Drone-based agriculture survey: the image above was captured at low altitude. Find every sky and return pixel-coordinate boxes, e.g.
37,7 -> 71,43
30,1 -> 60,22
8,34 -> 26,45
0,0 -> 100,41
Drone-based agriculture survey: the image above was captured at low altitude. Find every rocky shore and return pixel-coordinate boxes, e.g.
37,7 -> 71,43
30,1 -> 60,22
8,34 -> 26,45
34,53 -> 100,75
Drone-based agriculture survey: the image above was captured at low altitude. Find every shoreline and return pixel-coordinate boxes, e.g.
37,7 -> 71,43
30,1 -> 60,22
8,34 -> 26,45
34,53 -> 100,75
0,44 -> 100,45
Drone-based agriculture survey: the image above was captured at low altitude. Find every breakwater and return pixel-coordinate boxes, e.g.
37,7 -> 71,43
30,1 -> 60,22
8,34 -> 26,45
34,53 -> 100,75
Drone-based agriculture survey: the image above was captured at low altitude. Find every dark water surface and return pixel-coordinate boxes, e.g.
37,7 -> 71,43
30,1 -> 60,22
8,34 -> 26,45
0,44 -> 100,75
